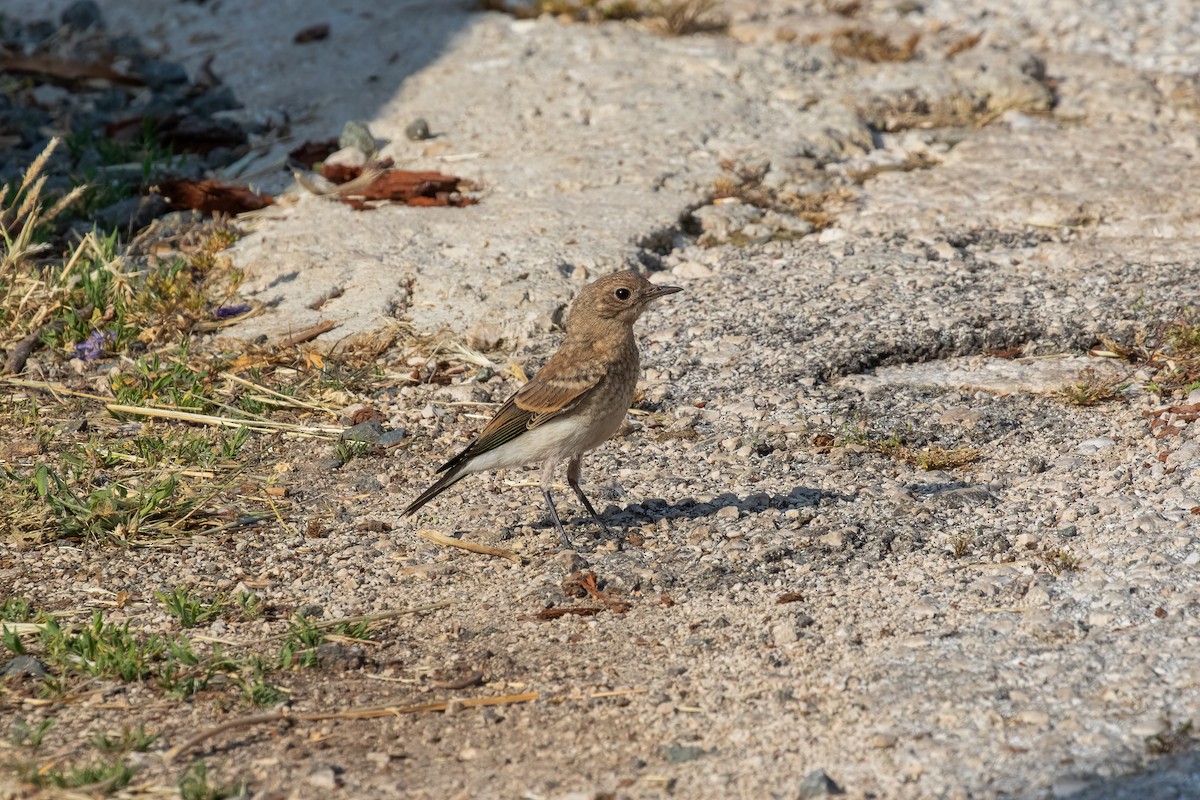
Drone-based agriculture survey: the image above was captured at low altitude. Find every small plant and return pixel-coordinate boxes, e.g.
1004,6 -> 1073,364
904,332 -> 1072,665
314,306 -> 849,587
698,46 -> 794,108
950,534 -> 972,559
235,589 -> 263,620
10,717 -> 54,749
909,445 -> 980,471
179,760 -> 246,800
1040,548 -> 1082,575
91,724 -> 159,754
831,26 -> 920,62
1,595 -> 33,621
1058,368 -> 1127,406
39,611 -> 166,682
647,0 -> 726,35
156,586 -> 226,629
334,438 -> 370,465
238,657 -> 284,708
1,137 -> 86,270
1146,721 -> 1195,756
27,760 -> 137,794
277,615 -> 326,669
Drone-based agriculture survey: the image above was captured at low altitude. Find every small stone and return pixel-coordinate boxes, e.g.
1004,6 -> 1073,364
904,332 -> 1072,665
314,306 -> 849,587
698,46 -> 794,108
339,120 -> 377,157
869,733 -> 897,749
558,550 -> 589,573
1014,533 -> 1040,550
772,621 -> 799,645
305,766 -> 338,790
818,530 -> 844,549
316,642 -> 365,671
3,655 -> 50,678
297,604 -> 323,619
1016,710 -> 1051,727
376,430 -> 409,447
467,321 -> 505,351
1024,584 -> 1051,606
715,505 -> 739,520
672,261 -> 714,279
135,58 -> 189,89
61,0 -> 104,31
341,420 -> 385,443
663,744 -> 709,764
1076,437 -> 1115,454
405,118 -> 432,141
796,769 -> 844,798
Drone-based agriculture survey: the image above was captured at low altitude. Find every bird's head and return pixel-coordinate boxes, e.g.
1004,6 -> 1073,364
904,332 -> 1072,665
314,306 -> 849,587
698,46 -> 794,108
566,270 -> 682,334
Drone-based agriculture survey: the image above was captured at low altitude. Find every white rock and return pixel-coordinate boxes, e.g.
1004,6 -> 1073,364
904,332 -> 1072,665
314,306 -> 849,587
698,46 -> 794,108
672,261 -> 714,279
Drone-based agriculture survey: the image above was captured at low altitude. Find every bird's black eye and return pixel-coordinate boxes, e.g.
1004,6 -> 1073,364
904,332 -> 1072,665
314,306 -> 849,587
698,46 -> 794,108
614,287 -> 631,301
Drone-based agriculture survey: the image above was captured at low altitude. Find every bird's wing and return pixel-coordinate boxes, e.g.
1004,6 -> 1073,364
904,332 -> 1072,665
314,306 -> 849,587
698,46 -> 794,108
434,352 -> 607,474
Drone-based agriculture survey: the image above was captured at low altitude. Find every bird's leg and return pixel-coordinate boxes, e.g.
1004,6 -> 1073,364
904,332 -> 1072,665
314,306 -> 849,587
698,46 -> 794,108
567,456 -> 614,537
541,460 -> 574,549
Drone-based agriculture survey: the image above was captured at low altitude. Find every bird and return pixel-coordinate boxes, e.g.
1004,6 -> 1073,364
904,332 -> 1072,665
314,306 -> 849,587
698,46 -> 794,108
402,270 -> 682,547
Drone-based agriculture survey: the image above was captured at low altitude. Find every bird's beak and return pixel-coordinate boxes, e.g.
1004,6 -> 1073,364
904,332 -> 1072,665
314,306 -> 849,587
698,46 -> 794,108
644,284 -> 683,300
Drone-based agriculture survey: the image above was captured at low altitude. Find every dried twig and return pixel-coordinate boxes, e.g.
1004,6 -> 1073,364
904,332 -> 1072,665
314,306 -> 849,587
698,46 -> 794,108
415,529 -> 523,563
277,320 -> 337,347
523,607 -> 604,620
163,691 -> 539,763
104,403 -> 343,436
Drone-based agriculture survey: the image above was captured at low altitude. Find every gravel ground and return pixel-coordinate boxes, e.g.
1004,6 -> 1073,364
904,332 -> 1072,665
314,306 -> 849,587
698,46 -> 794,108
4,1 -> 1200,798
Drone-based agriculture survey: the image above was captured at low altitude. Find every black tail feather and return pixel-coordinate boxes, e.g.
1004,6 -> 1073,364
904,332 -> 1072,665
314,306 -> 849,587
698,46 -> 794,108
402,469 -> 466,518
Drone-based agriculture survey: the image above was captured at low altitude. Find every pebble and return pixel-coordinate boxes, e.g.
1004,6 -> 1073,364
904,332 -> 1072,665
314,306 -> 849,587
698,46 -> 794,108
305,766 -> 338,790
405,118 -> 432,141
672,261 -> 715,279
796,769 -> 844,798
341,420 -> 385,443
772,621 -> 799,645
2,655 -> 49,678
60,0 -> 103,30
1076,437 -> 1116,454
663,744 -> 709,763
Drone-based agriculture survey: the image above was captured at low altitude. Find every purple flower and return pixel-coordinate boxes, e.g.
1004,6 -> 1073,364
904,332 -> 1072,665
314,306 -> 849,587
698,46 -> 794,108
215,304 -> 252,319
74,330 -> 114,361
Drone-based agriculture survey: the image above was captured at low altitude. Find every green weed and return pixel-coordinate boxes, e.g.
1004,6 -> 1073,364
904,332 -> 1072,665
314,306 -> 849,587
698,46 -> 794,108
156,586 -> 226,628
179,761 -> 247,800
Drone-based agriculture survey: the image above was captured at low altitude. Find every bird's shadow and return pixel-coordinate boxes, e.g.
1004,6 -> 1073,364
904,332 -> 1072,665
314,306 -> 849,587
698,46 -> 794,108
533,486 -> 831,531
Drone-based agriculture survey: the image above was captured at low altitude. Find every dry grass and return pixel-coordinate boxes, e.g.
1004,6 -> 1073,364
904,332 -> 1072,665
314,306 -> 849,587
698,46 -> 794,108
831,27 -> 920,63
710,160 -> 856,232
1,138 -> 86,271
479,0 -> 726,35
1057,367 -> 1127,407
0,146 -> 517,548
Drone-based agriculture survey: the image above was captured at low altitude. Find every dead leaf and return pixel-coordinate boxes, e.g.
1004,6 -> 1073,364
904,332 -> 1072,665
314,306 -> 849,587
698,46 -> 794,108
156,178 -> 274,216
0,54 -> 144,86
523,607 -> 604,620
339,170 -> 476,209
1144,403 -> 1200,438
320,158 -> 394,185
294,23 -> 331,43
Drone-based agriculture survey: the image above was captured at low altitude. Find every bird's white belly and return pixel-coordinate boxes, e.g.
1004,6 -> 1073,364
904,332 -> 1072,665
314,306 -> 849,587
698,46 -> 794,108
464,406 -> 624,474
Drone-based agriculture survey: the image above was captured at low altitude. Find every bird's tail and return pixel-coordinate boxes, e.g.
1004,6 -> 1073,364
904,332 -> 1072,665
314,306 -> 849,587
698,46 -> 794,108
402,468 -> 466,518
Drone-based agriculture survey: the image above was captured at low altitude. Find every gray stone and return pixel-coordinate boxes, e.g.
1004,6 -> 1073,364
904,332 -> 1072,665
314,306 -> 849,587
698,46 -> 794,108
341,420 -> 384,443
663,744 -> 710,764
60,1 -> 104,31
405,118 -> 431,141
3,655 -> 50,678
135,58 -> 189,89
796,769 -> 844,798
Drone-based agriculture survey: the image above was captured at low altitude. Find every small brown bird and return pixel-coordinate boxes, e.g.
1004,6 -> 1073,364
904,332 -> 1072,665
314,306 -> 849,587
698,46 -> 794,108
402,270 -> 682,547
